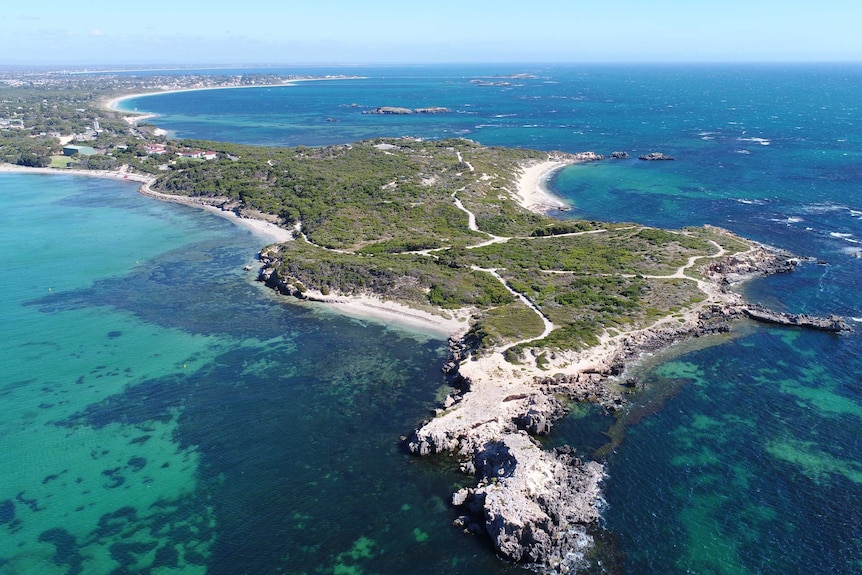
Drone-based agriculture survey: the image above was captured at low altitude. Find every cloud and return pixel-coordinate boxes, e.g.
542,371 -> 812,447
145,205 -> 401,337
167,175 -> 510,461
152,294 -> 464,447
90,28 -> 104,37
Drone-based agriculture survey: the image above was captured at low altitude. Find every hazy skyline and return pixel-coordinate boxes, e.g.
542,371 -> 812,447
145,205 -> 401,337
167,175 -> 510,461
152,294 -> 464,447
3,0 -> 860,66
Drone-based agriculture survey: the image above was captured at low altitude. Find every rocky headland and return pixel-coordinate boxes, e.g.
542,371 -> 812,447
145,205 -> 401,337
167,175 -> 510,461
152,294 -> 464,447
405,240 -> 842,573
120,138 -> 849,573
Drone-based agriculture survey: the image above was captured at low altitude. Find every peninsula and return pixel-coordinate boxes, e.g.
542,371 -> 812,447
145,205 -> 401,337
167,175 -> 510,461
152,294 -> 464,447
137,136 -> 814,572
0,71 -> 845,573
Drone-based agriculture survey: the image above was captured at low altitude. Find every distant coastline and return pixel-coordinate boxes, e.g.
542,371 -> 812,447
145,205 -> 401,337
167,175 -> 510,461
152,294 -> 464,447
103,75 -> 365,120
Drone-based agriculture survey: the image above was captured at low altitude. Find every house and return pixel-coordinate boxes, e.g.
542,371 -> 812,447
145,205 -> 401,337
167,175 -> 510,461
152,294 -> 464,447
177,149 -> 218,160
145,144 -> 167,155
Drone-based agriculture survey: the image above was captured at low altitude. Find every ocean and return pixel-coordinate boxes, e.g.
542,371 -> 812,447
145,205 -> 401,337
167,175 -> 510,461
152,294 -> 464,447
2,64 -> 860,574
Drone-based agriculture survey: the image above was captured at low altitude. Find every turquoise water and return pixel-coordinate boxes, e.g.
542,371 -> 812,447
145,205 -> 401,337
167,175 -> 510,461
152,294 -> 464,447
0,173 -> 513,574
6,65 -> 862,573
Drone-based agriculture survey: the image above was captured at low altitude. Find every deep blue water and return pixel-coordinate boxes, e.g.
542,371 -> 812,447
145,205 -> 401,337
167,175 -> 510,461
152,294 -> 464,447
3,65 -> 861,574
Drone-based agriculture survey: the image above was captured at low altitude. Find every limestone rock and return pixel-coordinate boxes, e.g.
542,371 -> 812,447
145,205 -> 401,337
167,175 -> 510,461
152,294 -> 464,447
638,152 -> 675,160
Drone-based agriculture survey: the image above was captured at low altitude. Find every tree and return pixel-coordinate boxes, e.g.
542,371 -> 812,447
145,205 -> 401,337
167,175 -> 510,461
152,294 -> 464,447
16,152 -> 50,168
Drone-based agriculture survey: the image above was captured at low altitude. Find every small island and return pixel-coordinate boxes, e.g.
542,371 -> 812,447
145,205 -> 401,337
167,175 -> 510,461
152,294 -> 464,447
638,152 -> 675,161
362,106 -> 450,115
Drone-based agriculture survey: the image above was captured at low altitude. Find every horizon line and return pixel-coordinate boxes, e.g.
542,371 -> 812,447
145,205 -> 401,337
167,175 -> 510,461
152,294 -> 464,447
3,60 -> 862,73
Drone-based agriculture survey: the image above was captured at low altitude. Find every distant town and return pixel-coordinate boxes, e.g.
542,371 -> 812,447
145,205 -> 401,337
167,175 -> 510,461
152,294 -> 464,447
0,70 -> 358,171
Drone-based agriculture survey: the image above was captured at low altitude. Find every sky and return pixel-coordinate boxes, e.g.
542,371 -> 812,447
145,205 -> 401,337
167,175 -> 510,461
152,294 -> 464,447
2,0 -> 860,67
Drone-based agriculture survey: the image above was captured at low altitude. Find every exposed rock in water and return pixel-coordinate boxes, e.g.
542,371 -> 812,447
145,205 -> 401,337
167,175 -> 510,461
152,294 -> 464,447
450,436 -> 603,573
638,152 -> 675,161
743,304 -> 851,332
362,106 -> 450,115
611,151 -> 629,159
409,421 -> 601,571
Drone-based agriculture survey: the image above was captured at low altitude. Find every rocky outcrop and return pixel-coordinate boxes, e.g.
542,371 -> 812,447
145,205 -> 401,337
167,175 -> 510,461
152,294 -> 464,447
471,79 -> 512,87
257,246 -> 310,298
362,106 -> 450,115
702,242 -> 799,288
638,152 -> 675,161
570,151 -> 605,162
611,151 -> 629,159
450,436 -> 603,573
743,304 -> 851,332
406,298 -> 748,572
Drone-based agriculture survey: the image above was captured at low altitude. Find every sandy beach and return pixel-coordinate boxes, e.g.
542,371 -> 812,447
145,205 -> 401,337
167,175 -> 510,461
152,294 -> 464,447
513,159 -> 574,212
135,180 -> 295,244
300,290 -> 471,339
0,163 -> 152,183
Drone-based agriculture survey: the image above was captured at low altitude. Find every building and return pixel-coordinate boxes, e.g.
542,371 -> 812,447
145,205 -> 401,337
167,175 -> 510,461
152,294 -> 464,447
62,145 -> 97,156
177,149 -> 218,160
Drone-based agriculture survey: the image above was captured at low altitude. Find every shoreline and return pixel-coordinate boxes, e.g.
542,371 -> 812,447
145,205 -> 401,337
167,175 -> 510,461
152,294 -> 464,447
0,163 -> 294,245
0,163 -> 152,183
298,290 -> 471,339
513,158 -> 573,212
1,163 -> 466,337
103,76 -> 364,120
406,237 -> 799,570
135,179 -> 295,244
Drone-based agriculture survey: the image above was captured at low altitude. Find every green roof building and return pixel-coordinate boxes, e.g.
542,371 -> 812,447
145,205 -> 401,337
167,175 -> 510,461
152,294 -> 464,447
62,145 -> 96,156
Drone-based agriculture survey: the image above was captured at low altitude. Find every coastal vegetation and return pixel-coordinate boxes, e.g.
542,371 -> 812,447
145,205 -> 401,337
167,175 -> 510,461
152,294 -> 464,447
0,70 -> 803,574
0,70 -> 742,362
154,137 -> 549,248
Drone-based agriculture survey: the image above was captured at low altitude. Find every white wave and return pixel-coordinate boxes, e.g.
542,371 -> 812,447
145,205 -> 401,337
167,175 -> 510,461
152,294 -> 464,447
735,149 -> 751,154
769,216 -> 803,225
493,114 -> 516,118
830,232 -> 854,240
842,247 -> 862,258
735,198 -> 766,205
737,137 -> 771,145
802,204 -> 847,214
850,210 -> 862,217
849,317 -> 862,323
